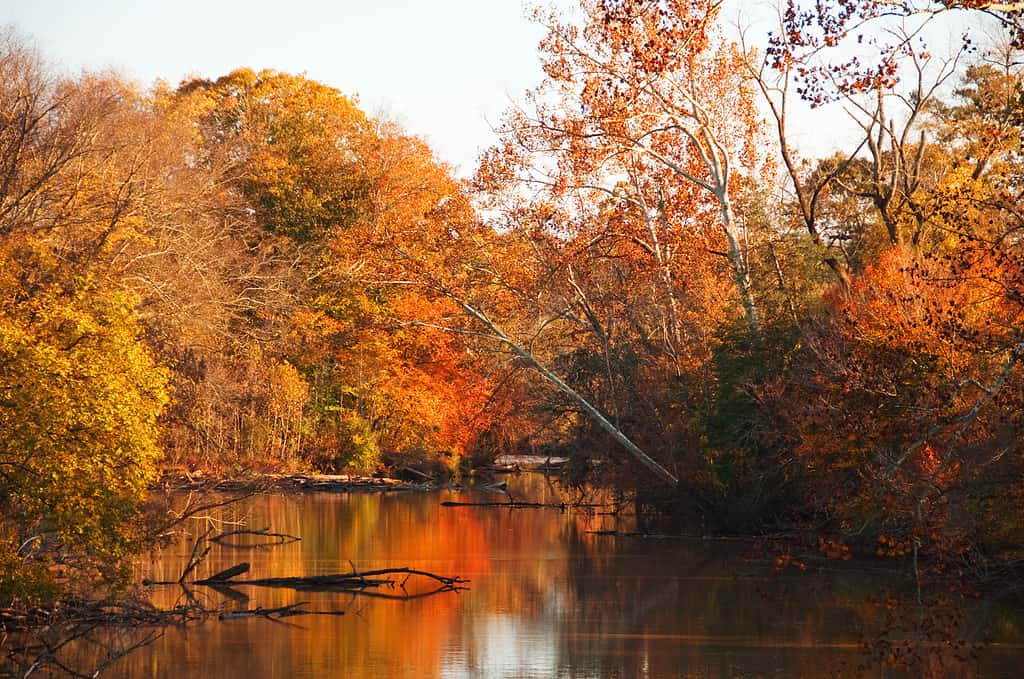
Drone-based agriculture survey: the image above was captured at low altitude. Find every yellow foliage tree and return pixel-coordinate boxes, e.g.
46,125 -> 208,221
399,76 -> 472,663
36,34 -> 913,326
0,277 -> 168,602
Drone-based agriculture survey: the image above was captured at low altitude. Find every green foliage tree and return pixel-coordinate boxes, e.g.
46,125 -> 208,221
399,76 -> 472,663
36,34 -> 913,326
311,412 -> 381,475
177,68 -> 372,242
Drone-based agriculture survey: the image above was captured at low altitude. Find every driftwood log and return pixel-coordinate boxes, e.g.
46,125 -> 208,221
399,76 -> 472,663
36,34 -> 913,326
148,559 -> 469,601
186,562 -> 468,599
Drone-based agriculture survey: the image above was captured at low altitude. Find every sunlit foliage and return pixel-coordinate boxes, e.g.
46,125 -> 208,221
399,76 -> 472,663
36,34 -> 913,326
0,277 -> 168,601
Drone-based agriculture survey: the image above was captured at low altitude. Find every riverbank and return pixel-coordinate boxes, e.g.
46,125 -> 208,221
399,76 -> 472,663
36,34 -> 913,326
153,455 -> 570,495
155,470 -> 434,494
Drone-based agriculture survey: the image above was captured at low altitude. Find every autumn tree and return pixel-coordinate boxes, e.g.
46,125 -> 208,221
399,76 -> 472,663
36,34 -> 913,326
0,282 -> 168,601
176,68 -> 373,242
0,34 -> 170,602
290,126 -> 500,471
172,70 -> 497,472
755,40 -> 1024,566
483,0 -> 768,341
426,0 -> 778,488
767,0 -> 1023,104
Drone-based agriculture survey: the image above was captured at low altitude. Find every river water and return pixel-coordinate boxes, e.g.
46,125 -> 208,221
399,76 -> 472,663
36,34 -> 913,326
67,475 -> 1024,677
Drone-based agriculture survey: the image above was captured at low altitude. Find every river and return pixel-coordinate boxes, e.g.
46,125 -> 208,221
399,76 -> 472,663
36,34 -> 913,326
59,474 -> 1024,677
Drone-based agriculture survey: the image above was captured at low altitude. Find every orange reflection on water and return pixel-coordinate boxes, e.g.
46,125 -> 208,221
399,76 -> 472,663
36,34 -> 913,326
47,475 -> 1024,678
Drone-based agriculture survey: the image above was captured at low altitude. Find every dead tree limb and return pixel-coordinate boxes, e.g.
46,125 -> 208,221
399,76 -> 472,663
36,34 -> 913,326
217,602 -> 346,620
440,500 -> 607,509
177,528 -> 213,584
198,566 -> 468,593
200,562 -> 251,582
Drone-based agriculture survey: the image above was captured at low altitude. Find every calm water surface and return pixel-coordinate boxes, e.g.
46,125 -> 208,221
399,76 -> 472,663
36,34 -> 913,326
90,476 -> 1024,677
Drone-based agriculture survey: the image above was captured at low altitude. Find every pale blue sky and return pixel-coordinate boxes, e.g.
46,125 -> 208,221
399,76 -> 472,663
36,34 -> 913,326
2,1 -> 988,175
3,0 -> 555,175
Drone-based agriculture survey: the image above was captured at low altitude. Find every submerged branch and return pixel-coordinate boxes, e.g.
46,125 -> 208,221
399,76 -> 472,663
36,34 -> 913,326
210,528 -> 301,549
441,500 -> 607,509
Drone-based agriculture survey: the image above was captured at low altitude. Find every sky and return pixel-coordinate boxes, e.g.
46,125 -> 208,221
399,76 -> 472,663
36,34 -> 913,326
2,0 -> 557,176
2,1 -> 990,176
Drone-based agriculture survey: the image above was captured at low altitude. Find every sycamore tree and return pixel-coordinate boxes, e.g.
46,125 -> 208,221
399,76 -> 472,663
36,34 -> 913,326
481,0 -> 769,341
429,0 -> 773,486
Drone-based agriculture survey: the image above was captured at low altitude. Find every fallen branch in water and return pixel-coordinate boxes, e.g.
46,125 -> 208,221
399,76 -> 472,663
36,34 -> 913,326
217,602 -> 345,620
587,530 -> 757,541
147,524 -> 467,600
198,562 -> 252,582
441,500 -> 607,509
146,560 -> 469,601
193,564 -> 469,594
210,528 -> 301,549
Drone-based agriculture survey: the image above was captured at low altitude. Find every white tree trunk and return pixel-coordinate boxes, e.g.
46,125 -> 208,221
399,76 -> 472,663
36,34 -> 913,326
455,297 -> 680,487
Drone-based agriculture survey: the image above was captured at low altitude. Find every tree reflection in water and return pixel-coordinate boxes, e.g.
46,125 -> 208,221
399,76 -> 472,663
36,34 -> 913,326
10,474 -> 1024,678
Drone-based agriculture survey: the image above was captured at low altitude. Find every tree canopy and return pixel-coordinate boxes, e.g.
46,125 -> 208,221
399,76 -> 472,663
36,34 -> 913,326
1,3 -> 1024,642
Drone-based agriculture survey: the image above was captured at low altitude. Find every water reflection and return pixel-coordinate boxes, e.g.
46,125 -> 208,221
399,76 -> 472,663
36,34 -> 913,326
36,475 -> 1024,677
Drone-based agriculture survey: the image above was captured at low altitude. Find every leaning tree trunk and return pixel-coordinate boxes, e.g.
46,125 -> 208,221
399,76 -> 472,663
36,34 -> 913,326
454,297 -> 680,487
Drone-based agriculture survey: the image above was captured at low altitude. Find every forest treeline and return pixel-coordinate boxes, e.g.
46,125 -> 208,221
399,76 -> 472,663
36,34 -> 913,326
3,0 -> 1024,603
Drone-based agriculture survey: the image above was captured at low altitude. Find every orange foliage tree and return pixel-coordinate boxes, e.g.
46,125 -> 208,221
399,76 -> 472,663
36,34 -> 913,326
172,70 -> 496,472
761,57 -> 1024,562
